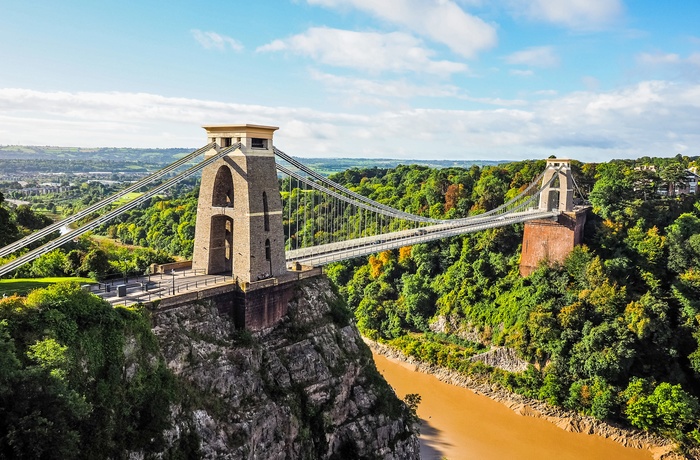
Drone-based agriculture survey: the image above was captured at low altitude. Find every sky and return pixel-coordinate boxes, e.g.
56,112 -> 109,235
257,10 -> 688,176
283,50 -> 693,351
1,0 -> 700,162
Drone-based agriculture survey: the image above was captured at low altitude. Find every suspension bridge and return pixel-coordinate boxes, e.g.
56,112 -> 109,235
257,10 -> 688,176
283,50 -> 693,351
0,124 -> 584,326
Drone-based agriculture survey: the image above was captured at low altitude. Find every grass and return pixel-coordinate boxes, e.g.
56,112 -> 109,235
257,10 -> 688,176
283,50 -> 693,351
90,234 -> 141,250
0,277 -> 96,296
112,192 -> 144,206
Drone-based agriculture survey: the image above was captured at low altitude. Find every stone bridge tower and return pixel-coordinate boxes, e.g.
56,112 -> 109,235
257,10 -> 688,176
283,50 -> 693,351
192,124 -> 287,283
538,159 -> 575,212
520,159 -> 588,276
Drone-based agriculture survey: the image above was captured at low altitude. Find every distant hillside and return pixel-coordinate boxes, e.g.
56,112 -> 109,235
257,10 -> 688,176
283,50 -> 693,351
0,145 -> 192,163
0,145 -> 507,175
297,158 -> 506,176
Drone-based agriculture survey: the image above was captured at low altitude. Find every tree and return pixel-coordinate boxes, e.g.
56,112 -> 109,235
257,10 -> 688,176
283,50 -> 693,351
13,204 -> 51,230
666,213 -> 700,274
568,322 -> 634,383
444,183 -> 464,213
589,162 -> 632,220
628,168 -> 660,201
472,169 -> 508,211
400,273 -> 435,331
30,249 -> 68,278
659,163 -> 688,196
623,379 -> 656,430
80,248 -> 110,279
625,221 -> 665,273
64,249 -> 86,276
566,376 -> 617,419
0,193 -> 19,246
624,379 -> 699,432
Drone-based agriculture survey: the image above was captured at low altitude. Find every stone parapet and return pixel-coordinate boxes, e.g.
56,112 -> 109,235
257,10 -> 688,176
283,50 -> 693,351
150,261 -> 193,274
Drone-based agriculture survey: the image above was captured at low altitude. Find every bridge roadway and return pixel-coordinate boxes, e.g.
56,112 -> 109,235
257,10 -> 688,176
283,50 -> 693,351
96,209 -> 557,307
286,209 -> 558,266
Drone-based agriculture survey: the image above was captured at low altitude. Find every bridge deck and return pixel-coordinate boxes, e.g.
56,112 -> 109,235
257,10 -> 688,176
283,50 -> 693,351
286,209 -> 558,266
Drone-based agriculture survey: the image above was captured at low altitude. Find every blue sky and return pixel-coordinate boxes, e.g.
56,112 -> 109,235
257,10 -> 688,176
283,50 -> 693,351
1,0 -> 700,161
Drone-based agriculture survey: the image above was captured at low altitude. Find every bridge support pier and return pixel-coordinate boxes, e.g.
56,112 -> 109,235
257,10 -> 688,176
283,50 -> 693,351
519,209 -> 587,277
228,281 -> 296,331
152,267 -> 323,331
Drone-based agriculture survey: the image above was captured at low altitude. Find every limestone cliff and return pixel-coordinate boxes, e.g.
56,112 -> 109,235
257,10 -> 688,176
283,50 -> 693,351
141,277 -> 419,459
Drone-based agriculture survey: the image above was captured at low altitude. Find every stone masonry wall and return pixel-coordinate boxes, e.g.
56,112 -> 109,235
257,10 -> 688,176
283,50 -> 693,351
520,210 -> 587,276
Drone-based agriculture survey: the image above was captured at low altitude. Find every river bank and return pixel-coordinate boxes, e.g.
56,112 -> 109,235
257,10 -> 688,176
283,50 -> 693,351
368,340 -> 688,460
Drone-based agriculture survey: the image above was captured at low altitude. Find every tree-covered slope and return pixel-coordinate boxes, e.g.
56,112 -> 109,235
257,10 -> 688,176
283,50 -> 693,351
0,283 -> 175,458
323,157 -> 700,447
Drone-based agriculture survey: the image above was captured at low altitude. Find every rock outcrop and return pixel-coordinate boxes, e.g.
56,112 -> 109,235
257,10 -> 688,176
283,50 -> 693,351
469,346 -> 529,373
141,278 -> 419,459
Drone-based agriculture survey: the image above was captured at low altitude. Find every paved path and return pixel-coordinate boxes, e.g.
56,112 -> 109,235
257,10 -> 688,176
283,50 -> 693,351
88,268 -> 234,307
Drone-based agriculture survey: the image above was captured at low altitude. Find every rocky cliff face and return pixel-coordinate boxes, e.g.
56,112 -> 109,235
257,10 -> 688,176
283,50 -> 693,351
142,277 -> 419,459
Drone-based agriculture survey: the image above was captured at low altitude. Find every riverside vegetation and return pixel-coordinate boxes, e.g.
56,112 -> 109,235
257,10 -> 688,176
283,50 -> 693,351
3,155 -> 700,453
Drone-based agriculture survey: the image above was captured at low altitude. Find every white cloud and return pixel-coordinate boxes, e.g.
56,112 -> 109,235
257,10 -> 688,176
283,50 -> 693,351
466,96 -> 528,107
509,0 -> 623,30
636,52 -> 700,81
688,36 -> 700,46
505,46 -> 559,67
582,76 -> 600,90
510,69 -> 534,77
257,27 -> 468,75
2,81 -> 700,162
637,52 -> 700,67
306,0 -> 497,58
191,30 -> 243,51
637,52 -> 681,66
310,71 -> 526,107
310,70 -> 461,99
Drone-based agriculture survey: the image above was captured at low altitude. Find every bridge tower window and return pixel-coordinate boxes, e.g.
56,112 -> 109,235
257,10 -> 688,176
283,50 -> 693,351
251,138 -> 267,149
263,191 -> 270,231
221,137 -> 232,147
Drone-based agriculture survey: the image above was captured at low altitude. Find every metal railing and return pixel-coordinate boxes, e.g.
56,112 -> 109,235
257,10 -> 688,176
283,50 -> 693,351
94,270 -> 234,307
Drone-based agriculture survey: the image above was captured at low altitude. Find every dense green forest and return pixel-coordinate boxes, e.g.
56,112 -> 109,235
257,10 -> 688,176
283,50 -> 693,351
321,156 -> 700,447
4,154 -> 700,448
0,284 -> 180,458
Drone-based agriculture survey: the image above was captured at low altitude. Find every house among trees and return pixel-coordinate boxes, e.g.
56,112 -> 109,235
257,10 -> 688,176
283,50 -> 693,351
633,164 -> 700,197
659,168 -> 700,196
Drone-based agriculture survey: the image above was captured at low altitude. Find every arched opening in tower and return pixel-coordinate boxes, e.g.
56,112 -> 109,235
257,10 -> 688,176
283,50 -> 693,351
547,175 -> 561,211
208,215 -> 234,274
212,165 -> 234,207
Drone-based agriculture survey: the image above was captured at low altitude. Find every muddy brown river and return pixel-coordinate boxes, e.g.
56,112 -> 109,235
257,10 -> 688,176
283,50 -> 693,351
372,352 -> 653,460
